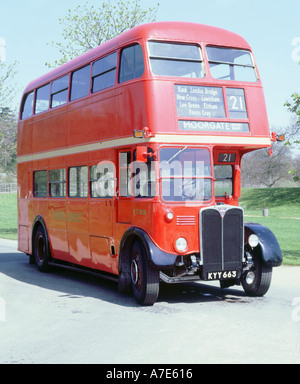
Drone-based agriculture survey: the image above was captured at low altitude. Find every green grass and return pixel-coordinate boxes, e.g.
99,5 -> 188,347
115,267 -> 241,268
0,193 -> 18,240
0,189 -> 299,265
240,188 -> 300,266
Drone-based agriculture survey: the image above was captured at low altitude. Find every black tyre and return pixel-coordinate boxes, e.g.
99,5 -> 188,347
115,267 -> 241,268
33,226 -> 51,272
130,240 -> 160,306
241,256 -> 272,297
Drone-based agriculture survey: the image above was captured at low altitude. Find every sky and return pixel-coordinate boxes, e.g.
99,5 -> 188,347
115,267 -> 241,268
1,0 -> 300,132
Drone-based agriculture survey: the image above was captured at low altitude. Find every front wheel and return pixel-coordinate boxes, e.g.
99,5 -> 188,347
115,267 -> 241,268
130,240 -> 160,306
241,256 -> 272,297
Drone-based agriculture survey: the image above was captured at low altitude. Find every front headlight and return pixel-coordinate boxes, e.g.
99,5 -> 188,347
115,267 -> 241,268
175,237 -> 188,253
248,234 -> 259,248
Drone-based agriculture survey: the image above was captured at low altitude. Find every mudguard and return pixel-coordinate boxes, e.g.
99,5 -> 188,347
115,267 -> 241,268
119,227 -> 177,270
244,222 -> 283,267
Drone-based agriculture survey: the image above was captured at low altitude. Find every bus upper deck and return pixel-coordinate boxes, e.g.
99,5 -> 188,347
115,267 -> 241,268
18,21 -> 271,163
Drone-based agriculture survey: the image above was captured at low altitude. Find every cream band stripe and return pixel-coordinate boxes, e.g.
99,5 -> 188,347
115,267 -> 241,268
17,135 -> 271,163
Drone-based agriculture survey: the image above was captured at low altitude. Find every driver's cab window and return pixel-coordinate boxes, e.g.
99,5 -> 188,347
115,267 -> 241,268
214,165 -> 233,197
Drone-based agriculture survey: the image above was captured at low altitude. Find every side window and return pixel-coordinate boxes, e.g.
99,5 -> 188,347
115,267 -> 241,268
119,151 -> 131,197
90,165 -> 114,198
51,75 -> 69,108
70,65 -> 91,101
35,84 -> 50,114
69,166 -> 88,198
33,170 -> 47,197
119,44 -> 144,83
49,169 -> 66,197
92,52 -> 117,93
21,91 -> 34,119
214,165 -> 233,197
132,149 -> 156,198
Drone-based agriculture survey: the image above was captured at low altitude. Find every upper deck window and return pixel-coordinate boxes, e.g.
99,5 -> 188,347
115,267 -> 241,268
206,47 -> 257,82
51,75 -> 69,108
92,52 -> 117,92
148,42 -> 204,78
119,44 -> 145,83
70,65 -> 91,101
21,91 -> 34,120
35,84 -> 50,114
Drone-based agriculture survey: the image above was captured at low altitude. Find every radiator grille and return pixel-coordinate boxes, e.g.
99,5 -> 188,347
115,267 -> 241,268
200,206 -> 243,279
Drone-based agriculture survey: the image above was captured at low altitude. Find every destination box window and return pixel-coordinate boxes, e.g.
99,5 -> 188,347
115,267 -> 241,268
175,85 -> 225,118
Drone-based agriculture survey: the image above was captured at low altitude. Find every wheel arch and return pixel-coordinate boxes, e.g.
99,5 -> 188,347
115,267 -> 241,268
244,222 -> 282,267
117,227 -> 177,294
118,227 -> 177,271
31,215 -> 51,257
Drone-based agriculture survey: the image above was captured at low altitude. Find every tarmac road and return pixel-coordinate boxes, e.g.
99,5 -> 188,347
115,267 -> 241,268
0,238 -> 299,365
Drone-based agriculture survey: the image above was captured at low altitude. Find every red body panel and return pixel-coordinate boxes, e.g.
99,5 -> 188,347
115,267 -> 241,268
17,22 -> 272,275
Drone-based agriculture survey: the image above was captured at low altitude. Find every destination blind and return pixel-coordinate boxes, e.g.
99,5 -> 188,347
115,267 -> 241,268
175,85 -> 249,133
179,120 -> 250,132
175,85 -> 225,118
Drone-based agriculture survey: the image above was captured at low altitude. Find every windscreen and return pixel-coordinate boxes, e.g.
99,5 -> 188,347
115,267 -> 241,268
159,147 -> 212,202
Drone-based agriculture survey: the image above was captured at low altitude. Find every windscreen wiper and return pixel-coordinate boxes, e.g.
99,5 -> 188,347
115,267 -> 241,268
166,146 -> 188,164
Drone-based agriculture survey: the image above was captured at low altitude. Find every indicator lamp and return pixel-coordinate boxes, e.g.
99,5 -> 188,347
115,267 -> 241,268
164,210 -> 174,223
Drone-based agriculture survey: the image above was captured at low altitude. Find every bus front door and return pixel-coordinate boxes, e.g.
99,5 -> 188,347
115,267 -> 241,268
117,150 -> 132,223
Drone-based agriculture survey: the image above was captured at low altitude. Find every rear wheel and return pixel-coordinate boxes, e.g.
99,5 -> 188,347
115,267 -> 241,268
130,240 -> 160,306
33,226 -> 51,272
241,256 -> 272,297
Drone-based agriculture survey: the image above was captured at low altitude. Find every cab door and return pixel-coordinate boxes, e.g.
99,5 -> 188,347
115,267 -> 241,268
117,150 -> 132,223
67,165 -> 90,267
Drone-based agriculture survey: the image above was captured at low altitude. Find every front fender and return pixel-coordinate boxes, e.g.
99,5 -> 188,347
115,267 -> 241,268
245,222 -> 282,267
119,227 -> 177,270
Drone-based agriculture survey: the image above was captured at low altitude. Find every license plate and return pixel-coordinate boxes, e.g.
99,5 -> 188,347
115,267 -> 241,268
207,270 -> 237,281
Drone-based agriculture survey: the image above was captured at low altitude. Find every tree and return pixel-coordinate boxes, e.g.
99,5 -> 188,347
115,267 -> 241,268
284,94 -> 300,181
0,108 -> 17,174
241,145 -> 296,188
284,93 -> 300,144
46,0 -> 159,68
0,62 -> 18,177
285,93 -> 300,125
0,61 -> 18,112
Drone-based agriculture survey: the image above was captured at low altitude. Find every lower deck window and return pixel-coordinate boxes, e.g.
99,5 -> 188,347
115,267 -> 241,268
33,170 -> 47,197
90,165 -> 114,198
69,166 -> 88,197
49,169 -> 66,197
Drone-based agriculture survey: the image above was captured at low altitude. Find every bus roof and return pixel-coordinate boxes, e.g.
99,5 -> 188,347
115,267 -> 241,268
23,21 -> 252,94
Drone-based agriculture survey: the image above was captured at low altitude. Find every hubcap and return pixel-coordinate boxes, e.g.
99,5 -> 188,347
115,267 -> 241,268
246,271 -> 255,285
37,236 -> 45,263
131,259 -> 138,285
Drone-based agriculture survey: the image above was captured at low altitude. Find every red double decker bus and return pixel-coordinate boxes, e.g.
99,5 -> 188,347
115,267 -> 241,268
17,22 -> 282,305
